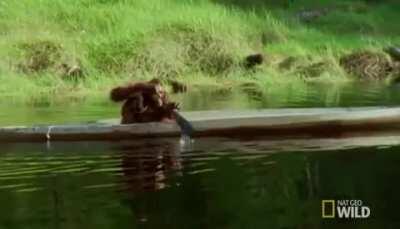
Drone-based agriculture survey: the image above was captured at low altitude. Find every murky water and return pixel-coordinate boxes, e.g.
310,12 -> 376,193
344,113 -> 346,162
1,82 -> 400,126
1,83 -> 400,228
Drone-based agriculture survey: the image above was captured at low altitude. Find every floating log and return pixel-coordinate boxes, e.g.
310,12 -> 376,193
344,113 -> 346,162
1,107 -> 400,142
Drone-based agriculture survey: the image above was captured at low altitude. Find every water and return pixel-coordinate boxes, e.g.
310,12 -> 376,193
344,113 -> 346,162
1,82 -> 400,126
1,83 -> 400,228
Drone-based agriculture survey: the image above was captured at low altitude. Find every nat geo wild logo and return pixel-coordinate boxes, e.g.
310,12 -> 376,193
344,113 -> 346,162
322,200 -> 370,219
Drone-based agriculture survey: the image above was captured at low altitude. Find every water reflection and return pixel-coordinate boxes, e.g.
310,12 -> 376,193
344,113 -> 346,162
1,82 -> 400,126
1,134 -> 400,227
113,139 -> 183,224
2,81 -> 400,227
119,139 -> 182,193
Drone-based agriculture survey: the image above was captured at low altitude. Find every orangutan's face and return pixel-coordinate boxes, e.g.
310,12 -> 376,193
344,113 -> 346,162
152,84 -> 165,107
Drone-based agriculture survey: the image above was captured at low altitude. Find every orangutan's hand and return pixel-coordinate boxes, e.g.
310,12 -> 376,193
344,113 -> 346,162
167,102 -> 180,110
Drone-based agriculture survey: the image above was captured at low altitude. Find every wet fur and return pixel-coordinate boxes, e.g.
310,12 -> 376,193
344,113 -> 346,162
111,79 -> 178,124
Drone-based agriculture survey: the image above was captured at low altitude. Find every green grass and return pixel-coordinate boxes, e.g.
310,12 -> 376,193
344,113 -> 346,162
0,0 -> 400,103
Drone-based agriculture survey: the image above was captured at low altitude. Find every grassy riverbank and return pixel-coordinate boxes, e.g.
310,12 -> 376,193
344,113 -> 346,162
0,0 -> 400,103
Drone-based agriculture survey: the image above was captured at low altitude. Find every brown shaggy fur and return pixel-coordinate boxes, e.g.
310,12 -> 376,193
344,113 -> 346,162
110,79 -> 179,124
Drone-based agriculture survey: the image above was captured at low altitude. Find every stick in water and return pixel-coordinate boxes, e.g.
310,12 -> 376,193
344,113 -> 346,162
173,110 -> 194,138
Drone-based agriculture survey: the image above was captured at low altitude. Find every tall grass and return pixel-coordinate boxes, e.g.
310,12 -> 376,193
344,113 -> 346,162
0,0 -> 399,103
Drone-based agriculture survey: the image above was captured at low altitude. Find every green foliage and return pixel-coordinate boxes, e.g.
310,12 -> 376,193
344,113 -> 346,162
0,0 -> 400,103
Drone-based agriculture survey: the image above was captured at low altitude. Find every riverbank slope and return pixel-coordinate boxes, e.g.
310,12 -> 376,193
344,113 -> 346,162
0,0 -> 399,103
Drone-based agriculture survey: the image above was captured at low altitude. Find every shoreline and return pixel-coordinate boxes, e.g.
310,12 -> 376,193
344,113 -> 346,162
0,0 -> 399,103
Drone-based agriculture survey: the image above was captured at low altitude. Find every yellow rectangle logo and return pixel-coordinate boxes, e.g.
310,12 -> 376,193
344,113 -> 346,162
322,200 -> 335,218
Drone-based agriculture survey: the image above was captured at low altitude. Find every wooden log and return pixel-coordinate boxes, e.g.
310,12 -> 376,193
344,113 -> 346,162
1,107 -> 400,142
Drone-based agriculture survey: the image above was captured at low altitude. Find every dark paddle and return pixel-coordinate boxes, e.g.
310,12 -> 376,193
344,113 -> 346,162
173,110 -> 194,138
